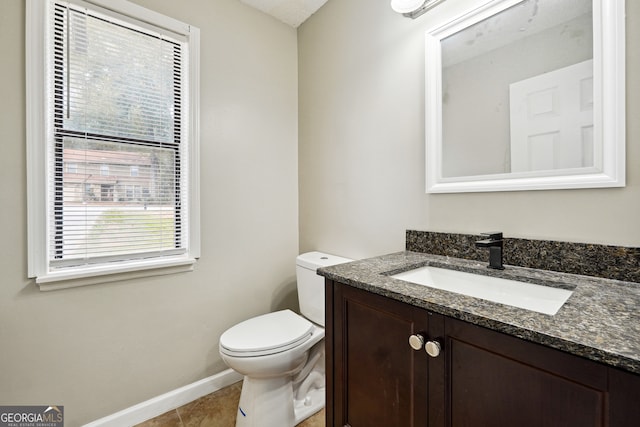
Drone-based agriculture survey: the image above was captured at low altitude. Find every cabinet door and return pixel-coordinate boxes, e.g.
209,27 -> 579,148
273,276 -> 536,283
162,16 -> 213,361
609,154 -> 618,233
327,281 -> 444,427
608,367 -> 640,426
443,317 -> 608,427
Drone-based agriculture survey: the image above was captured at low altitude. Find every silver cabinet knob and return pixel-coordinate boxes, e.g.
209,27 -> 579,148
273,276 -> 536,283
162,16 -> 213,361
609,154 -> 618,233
425,340 -> 441,358
409,334 -> 425,351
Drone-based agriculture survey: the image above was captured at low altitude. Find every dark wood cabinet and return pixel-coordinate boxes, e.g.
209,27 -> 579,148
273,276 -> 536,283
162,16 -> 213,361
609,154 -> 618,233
326,281 -> 441,426
445,317 -> 607,427
325,279 -> 640,427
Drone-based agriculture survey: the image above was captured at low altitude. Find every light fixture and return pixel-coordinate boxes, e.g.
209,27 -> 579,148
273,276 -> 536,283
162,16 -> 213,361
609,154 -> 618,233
390,0 -> 424,14
391,0 -> 446,18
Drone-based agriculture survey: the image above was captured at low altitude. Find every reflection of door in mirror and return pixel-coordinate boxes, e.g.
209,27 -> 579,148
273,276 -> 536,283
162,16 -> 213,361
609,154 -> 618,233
509,59 -> 594,172
440,0 -> 593,178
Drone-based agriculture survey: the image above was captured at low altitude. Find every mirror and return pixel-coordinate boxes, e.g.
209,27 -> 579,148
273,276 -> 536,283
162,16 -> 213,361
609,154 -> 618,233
425,0 -> 625,193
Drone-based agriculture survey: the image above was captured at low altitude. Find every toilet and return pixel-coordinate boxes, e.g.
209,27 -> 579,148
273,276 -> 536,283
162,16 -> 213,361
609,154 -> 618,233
219,251 -> 352,427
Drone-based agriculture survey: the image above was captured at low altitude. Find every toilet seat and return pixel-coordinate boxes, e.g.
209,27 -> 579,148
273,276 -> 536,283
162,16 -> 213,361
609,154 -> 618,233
220,309 -> 314,357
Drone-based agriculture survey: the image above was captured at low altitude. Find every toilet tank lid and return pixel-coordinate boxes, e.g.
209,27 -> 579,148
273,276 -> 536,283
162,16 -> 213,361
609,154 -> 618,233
296,251 -> 353,271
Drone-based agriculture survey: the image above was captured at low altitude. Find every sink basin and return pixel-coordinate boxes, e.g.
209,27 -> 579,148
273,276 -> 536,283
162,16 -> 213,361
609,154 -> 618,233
391,266 -> 573,315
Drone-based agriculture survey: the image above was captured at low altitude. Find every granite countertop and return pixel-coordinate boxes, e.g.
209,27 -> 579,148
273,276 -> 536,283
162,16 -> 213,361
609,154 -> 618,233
318,251 -> 640,375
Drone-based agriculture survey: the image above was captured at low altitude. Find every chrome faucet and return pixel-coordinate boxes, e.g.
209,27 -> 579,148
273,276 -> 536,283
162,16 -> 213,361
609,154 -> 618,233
475,232 -> 504,270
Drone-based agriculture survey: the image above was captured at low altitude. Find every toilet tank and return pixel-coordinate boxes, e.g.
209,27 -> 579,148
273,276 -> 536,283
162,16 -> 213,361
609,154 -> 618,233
296,251 -> 353,326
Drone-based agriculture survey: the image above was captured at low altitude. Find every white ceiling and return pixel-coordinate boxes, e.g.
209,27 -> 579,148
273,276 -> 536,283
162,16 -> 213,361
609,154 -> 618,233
240,0 -> 329,28
442,0 -> 591,67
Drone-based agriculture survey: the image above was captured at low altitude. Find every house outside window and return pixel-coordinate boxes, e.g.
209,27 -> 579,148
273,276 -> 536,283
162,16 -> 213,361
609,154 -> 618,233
27,0 -> 200,289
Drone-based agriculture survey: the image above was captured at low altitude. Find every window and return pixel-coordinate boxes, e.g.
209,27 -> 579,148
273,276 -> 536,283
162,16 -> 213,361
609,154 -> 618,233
66,163 -> 77,174
27,0 -> 200,289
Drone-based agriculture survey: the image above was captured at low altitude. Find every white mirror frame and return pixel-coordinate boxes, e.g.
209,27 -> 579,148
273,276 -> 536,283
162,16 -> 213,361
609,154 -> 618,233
425,0 -> 625,193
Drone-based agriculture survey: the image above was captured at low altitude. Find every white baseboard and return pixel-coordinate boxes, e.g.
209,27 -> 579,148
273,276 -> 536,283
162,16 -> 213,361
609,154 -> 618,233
83,369 -> 243,427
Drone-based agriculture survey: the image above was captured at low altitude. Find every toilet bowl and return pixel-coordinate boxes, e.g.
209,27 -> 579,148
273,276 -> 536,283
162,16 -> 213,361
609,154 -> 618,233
218,252 -> 352,427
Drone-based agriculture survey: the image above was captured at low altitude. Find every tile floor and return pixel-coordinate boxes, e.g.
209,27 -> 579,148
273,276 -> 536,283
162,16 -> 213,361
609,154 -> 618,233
134,381 -> 324,427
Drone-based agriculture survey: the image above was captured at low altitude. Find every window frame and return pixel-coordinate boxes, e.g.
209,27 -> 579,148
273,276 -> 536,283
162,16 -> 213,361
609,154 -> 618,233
26,0 -> 200,290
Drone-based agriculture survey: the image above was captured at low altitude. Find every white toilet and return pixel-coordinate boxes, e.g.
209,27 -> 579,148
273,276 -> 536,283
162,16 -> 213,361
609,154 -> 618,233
219,251 -> 352,427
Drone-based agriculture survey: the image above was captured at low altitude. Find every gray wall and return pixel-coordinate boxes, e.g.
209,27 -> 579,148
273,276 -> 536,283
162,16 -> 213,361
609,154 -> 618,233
0,0 -> 299,425
299,0 -> 640,259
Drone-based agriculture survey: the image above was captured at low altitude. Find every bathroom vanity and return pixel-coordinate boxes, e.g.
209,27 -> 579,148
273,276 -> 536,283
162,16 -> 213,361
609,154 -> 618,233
318,234 -> 640,426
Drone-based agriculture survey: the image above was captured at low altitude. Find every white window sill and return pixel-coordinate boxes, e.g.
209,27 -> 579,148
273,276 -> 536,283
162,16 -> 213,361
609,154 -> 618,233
35,256 -> 197,291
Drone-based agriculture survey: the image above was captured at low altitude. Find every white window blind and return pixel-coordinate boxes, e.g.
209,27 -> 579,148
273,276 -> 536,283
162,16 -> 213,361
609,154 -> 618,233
45,1 -> 191,272
28,0 -> 200,287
